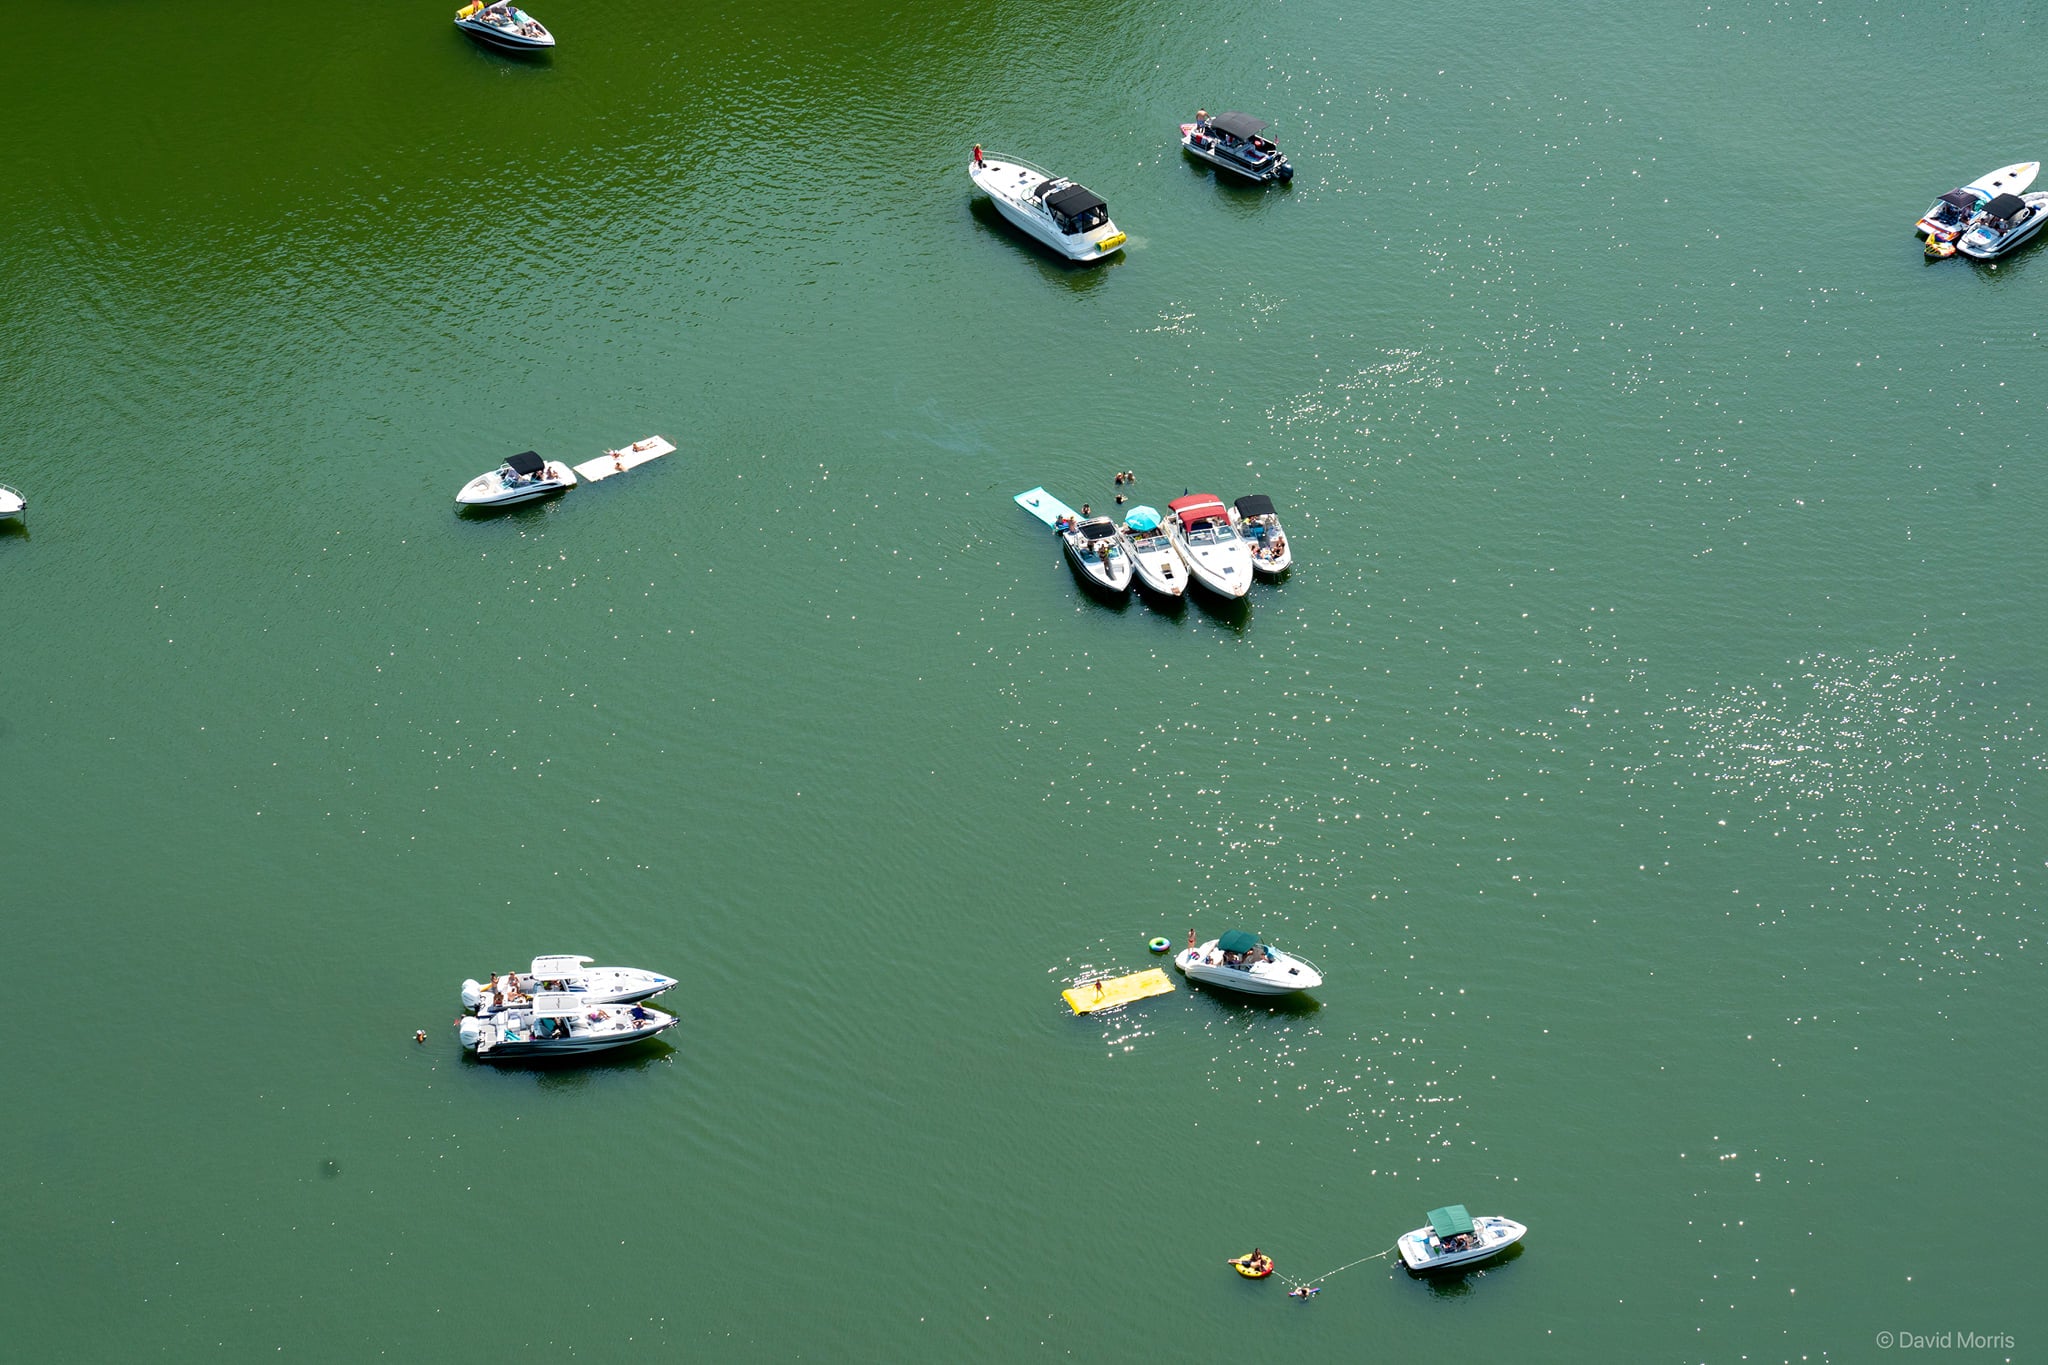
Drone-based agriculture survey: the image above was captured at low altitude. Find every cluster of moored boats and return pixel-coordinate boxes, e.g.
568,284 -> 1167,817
1916,159 -> 2047,259
454,954 -> 677,1060
1017,486 -> 1291,601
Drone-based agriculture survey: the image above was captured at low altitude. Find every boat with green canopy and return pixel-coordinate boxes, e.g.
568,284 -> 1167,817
1397,1204 -> 1526,1271
1175,929 -> 1323,996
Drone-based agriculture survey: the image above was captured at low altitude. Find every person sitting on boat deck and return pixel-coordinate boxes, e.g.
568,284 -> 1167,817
628,1004 -> 654,1023
1055,514 -> 1074,533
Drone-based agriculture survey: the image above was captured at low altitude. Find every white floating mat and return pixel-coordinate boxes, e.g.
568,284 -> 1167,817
1014,486 -> 1078,529
574,435 -> 677,483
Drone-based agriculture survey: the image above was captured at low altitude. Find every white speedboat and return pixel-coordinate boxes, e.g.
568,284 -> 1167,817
1179,111 -> 1294,184
1956,191 -> 2048,259
1119,505 -> 1188,598
462,955 -> 677,1013
0,484 -> 24,524
969,150 -> 1126,262
456,993 -> 674,1061
1165,493 -> 1252,598
454,1 -> 554,51
1397,1205 -> 1527,1272
1232,494 -> 1291,576
455,450 -> 576,508
1061,514 -> 1134,594
1916,161 -> 2039,245
1175,930 -> 1322,996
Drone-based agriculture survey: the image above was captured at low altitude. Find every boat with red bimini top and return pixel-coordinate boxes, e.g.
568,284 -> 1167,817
1164,493 -> 1252,598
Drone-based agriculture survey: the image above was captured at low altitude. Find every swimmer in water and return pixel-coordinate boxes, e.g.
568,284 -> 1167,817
1288,1285 -> 1320,1300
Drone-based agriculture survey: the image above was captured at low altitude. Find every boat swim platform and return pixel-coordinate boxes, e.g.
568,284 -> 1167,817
1015,486 -> 1079,529
1063,968 -> 1176,1015
573,435 -> 676,484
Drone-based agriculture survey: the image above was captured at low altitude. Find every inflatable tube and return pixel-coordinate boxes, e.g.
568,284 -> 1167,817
1148,936 -> 1171,954
1230,1254 -> 1274,1279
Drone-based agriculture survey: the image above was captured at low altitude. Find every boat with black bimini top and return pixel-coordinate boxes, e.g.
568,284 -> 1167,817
455,450 -> 575,508
1397,1205 -> 1527,1272
462,955 -> 677,1013
1956,191 -> 2048,259
456,993 -> 674,1061
969,150 -> 1126,262
1179,111 -> 1294,184
454,1 -> 554,52
1916,161 -> 2038,252
1062,515 -> 1134,594
1232,494 -> 1291,575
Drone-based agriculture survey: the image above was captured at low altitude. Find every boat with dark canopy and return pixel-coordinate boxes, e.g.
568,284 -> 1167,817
968,150 -> 1127,262
1175,929 -> 1323,996
1956,190 -> 2048,259
454,450 -> 576,508
1179,111 -> 1294,184
1232,494 -> 1291,575
1915,160 -> 2038,254
1060,514 -> 1134,595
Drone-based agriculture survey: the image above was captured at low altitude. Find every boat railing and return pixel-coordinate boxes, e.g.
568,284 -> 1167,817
987,154 -> 1062,186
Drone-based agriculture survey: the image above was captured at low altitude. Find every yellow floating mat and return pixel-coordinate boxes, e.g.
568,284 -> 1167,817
1063,969 -> 1175,1015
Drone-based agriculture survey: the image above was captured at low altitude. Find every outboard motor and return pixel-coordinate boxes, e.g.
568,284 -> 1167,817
457,1016 -> 482,1051
1277,162 -> 1295,183
460,979 -> 484,1011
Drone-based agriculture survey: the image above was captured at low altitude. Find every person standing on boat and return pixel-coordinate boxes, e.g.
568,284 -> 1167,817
973,145 -> 984,169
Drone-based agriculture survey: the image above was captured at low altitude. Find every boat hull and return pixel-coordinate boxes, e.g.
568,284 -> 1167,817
1123,535 -> 1188,597
0,486 -> 23,522
1167,530 -> 1251,597
455,460 -> 577,507
1062,534 -> 1133,593
470,1024 -> 671,1060
1398,1216 -> 1526,1272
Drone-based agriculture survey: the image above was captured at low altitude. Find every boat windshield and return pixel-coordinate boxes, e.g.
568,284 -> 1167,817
1185,522 -> 1236,545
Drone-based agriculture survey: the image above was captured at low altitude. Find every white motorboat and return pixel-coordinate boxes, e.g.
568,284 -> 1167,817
1232,494 -> 1291,576
1179,111 -> 1294,184
455,450 -> 576,508
1175,930 -> 1322,996
462,955 -> 677,1013
0,484 -> 24,524
1397,1205 -> 1527,1272
1061,514 -> 1134,594
1119,505 -> 1188,598
454,1 -> 554,52
456,993 -> 674,1061
1916,161 -> 2039,246
1164,493 -> 1252,598
1956,191 -> 2048,259
969,150 -> 1127,262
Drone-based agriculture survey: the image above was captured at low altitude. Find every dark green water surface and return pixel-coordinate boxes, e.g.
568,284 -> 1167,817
4,1 -> 2043,1360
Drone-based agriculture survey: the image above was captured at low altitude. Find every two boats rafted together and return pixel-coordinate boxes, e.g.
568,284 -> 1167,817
1916,160 -> 2046,259
455,954 -> 677,1061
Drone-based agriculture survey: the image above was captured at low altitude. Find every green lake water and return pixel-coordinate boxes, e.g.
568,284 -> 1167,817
4,0 -> 2043,1359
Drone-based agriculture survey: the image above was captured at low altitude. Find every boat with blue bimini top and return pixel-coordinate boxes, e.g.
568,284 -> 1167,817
454,1 -> 554,52
1179,111 -> 1294,184
456,993 -> 674,1061
461,955 -> 677,1014
1119,505 -> 1189,598
1956,191 -> 2048,260
969,149 -> 1127,262
1398,1205 -> 1527,1272
1176,930 -> 1322,996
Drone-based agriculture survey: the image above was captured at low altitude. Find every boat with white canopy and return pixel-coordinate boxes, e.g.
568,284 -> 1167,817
1397,1205 -> 1527,1272
1175,930 -> 1322,996
462,955 -> 677,1013
454,1 -> 554,52
456,994 -> 674,1061
455,450 -> 576,508
1164,493 -> 1252,598
1232,494 -> 1291,575
1119,505 -> 1188,597
969,150 -> 1127,262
